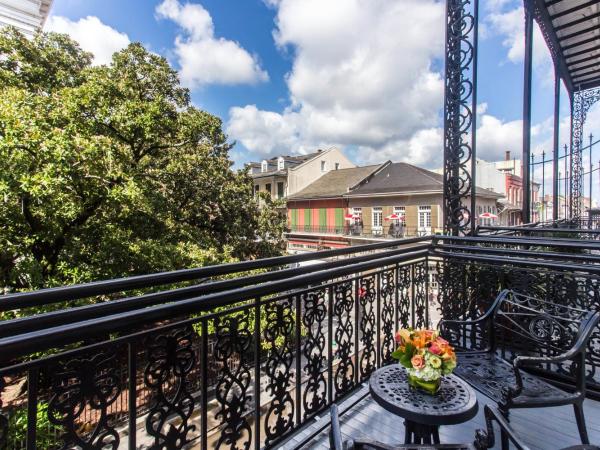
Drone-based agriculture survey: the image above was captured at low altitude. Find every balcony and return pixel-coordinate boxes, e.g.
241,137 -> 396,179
286,224 -> 440,242
1,230 -> 600,449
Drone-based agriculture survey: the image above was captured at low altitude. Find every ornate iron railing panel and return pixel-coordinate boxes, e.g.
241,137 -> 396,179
0,247 -> 429,449
571,88 -> 600,219
443,0 -> 478,235
3,236 -> 600,448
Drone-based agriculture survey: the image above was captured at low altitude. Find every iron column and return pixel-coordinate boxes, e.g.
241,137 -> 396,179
552,67 -> 560,221
522,0 -> 534,224
589,133 -> 593,227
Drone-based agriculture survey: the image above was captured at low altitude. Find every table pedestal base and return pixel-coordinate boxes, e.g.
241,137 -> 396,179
403,420 -> 440,445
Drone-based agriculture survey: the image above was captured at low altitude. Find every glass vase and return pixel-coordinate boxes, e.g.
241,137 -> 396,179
407,373 -> 441,395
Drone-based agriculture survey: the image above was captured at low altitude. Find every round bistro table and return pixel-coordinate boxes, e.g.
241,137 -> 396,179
369,365 -> 478,445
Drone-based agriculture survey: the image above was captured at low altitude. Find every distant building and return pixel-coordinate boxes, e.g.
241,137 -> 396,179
0,0 -> 53,36
286,164 -> 384,249
286,161 -> 501,251
247,148 -> 354,201
437,151 -> 542,226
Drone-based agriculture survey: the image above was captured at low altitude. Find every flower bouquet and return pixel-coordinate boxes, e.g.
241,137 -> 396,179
391,328 -> 457,395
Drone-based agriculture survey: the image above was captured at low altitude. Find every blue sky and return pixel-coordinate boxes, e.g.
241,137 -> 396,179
46,0 -> 599,192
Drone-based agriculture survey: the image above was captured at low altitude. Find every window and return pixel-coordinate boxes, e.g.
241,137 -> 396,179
265,183 -> 271,195
352,207 -> 362,224
393,206 -> 406,219
321,161 -> 327,172
277,182 -> 285,198
254,185 -> 259,195
261,160 -> 268,172
277,157 -> 285,170
335,163 -> 340,170
418,205 -> 431,229
372,207 -> 383,233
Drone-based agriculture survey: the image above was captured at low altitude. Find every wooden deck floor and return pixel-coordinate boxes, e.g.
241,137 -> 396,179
278,385 -> 600,450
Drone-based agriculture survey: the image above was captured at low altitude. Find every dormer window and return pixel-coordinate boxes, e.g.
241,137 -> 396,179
277,157 -> 285,170
261,160 -> 268,173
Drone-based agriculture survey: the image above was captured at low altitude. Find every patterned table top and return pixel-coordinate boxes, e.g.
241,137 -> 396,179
369,364 -> 478,426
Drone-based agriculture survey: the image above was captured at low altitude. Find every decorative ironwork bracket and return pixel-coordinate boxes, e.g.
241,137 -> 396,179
443,0 -> 478,235
571,88 -> 600,219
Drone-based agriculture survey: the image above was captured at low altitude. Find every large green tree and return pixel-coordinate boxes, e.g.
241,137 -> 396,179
0,27 -> 286,292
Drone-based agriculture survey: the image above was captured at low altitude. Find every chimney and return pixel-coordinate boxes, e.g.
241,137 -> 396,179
505,150 -> 511,161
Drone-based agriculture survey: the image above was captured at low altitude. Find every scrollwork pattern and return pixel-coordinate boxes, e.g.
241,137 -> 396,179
413,262 -> 428,329
397,265 -> 412,327
302,289 -> 327,419
570,88 -> 600,218
263,299 -> 295,445
359,276 -> 376,380
443,0 -> 477,235
144,327 -> 196,450
333,282 -> 355,399
48,351 -> 120,449
214,313 -> 252,450
380,270 -> 396,363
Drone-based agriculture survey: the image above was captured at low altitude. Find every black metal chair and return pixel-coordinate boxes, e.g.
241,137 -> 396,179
439,289 -> 600,445
328,404 -> 475,450
475,405 -> 600,450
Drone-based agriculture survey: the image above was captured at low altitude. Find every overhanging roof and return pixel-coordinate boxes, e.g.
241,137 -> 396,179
535,0 -> 600,93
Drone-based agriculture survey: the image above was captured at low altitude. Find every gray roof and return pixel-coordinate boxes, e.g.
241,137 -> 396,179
346,162 -> 501,198
248,151 -> 323,169
289,165 -> 384,199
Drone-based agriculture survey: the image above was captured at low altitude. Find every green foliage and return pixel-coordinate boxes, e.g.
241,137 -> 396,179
0,27 -> 286,298
8,402 -> 62,449
391,342 -> 415,369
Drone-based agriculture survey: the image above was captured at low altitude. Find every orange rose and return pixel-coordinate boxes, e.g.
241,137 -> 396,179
411,354 -> 425,370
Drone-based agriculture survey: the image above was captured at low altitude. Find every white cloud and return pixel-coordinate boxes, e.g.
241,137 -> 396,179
358,127 -> 444,168
485,5 -> 551,68
227,0 -> 445,164
156,0 -> 268,87
45,16 -> 130,66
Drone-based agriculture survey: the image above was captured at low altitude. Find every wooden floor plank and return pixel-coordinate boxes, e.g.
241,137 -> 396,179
285,387 -> 600,449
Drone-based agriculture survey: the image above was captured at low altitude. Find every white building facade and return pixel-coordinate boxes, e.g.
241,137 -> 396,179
0,0 -> 53,36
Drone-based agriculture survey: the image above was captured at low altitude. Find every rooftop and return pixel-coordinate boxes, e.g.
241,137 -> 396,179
288,163 -> 384,199
346,162 -> 502,198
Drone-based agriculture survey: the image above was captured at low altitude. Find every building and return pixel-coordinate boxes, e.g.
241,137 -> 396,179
0,0 -> 53,36
286,161 -> 501,251
247,147 -> 354,200
448,152 -> 542,226
286,164 -> 384,250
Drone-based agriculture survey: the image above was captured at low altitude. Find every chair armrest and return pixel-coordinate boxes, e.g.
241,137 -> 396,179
513,349 -> 579,369
438,290 -> 510,332
475,405 -> 530,450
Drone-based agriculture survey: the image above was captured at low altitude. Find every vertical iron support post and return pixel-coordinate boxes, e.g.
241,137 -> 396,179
552,67 -> 560,221
522,0 -> 534,224
590,134 -> 594,227
443,0 -> 478,235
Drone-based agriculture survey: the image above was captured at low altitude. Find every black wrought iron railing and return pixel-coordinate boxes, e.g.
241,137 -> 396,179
1,234 -> 600,449
0,237 -> 433,450
286,224 -> 437,239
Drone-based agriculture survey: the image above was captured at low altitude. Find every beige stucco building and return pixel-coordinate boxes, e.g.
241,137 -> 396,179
286,162 -> 501,251
248,148 -> 354,200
